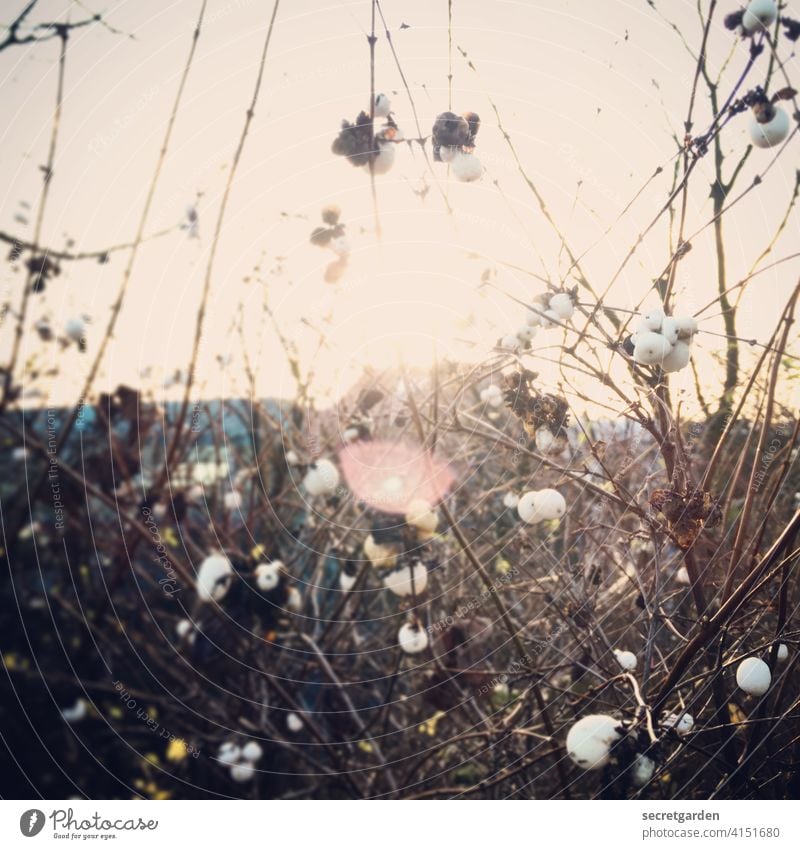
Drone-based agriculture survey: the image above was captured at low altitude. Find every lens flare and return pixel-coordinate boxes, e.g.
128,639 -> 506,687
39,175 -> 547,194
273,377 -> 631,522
338,440 -> 454,514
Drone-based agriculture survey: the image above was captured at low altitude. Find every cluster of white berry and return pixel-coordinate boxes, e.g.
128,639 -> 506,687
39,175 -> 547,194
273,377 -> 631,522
498,291 -> 575,352
516,488 -> 566,523
629,309 -> 698,372
217,739 -> 263,783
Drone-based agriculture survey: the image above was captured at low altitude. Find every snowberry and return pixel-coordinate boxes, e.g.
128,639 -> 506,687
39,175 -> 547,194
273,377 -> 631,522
503,492 -> 519,509
224,490 -> 242,511
230,762 -> 256,782
196,554 -> 233,602
285,449 -> 300,466
342,426 -> 361,443
632,754 -> 656,787
217,741 -> 241,765
451,151 -> 483,182
255,561 -> 283,592
398,622 -> 429,654
364,534 -> 398,569
672,316 -> 698,340
660,317 -> 679,345
566,714 -> 622,770
370,140 -> 396,174
534,488 -> 567,521
383,561 -> 428,597
286,712 -> 304,733
535,427 -> 555,453
176,618 -> 194,639
286,586 -> 302,612
61,699 -> 87,723
736,656 -> 771,696
405,499 -> 439,536
676,565 -> 691,585
241,741 -> 263,762
661,340 -> 691,373
542,309 -> 561,327
662,712 -> 694,736
517,491 -> 539,523
480,384 -> 504,407
339,568 -> 357,592
516,324 -> 537,343
65,316 -> 86,343
777,643 -> 789,662
330,235 -> 350,257
499,333 -> 520,351
526,309 -> 543,327
373,93 -> 391,118
548,293 -> 574,320
303,459 -> 340,496
614,649 -> 638,671
633,331 -> 672,366
742,0 -> 778,34
637,309 -> 665,333
750,105 -> 790,149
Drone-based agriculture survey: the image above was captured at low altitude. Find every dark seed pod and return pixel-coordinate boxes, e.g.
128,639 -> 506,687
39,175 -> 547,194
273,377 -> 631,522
724,10 -> 744,30
463,111 -> 481,139
432,111 -> 470,148
321,204 -> 341,226
622,335 -> 636,356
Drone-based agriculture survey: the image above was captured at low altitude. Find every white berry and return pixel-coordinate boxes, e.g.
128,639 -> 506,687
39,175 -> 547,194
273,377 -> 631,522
662,712 -> 694,736
633,331 -> 672,366
286,712 -> 304,733
217,741 -> 241,765
255,561 -> 283,592
632,754 -> 655,787
373,93 -> 391,118
383,561 -> 428,597
398,622 -> 429,654
196,554 -> 233,602
451,151 -> 483,182
566,714 -> 622,770
742,0 -> 778,35
303,459 -> 340,496
750,106 -> 790,149
230,762 -> 256,782
672,316 -> 698,340
503,492 -> 519,509
661,340 -> 691,373
549,293 -> 574,320
736,656 -> 771,696
614,649 -> 638,671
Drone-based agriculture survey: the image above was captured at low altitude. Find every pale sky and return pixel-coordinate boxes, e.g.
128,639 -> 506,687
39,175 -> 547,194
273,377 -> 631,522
1,0 -> 798,411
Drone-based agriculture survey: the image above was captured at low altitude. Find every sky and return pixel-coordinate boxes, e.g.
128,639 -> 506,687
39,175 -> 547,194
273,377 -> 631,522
1,0 -> 798,412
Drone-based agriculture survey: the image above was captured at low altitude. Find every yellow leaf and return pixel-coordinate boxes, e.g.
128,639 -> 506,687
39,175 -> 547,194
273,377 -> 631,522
164,528 -> 179,548
495,557 -> 512,576
251,543 -> 267,560
357,740 -> 374,754
109,706 -> 124,719
166,738 -> 188,763
418,710 -> 447,736
3,652 -> 18,670
728,703 -> 747,725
